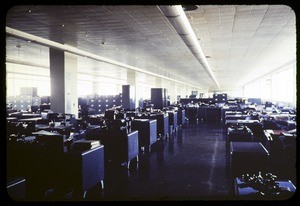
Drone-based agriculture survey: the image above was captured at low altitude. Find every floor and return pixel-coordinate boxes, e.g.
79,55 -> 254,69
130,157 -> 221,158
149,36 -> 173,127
85,122 -> 231,201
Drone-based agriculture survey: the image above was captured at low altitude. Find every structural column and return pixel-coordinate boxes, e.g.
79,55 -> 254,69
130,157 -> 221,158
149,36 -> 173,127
50,49 -> 78,117
168,81 -> 176,104
174,83 -> 179,103
126,70 -> 137,108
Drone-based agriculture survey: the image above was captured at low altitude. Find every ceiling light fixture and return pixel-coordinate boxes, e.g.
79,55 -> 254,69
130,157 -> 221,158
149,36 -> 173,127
182,5 -> 199,11
158,5 -> 220,90
6,26 -> 201,90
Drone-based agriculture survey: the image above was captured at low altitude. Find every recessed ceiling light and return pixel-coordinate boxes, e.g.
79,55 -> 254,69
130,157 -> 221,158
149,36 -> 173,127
62,24 -> 65,27
28,9 -> 31,13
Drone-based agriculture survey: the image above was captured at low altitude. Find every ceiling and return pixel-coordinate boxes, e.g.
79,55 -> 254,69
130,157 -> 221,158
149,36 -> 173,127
5,5 -> 296,92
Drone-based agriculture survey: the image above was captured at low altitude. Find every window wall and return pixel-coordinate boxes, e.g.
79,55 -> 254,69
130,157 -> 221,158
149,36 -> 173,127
243,62 -> 296,107
7,64 -> 126,98
6,63 -> 50,97
136,83 -> 151,101
77,80 -> 93,96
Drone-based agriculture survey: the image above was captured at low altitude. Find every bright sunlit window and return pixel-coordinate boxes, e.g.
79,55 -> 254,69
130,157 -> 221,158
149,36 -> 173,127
136,83 -> 151,100
272,67 -> 295,104
6,73 -> 50,96
77,80 -> 93,96
243,63 -> 296,107
98,83 -> 121,95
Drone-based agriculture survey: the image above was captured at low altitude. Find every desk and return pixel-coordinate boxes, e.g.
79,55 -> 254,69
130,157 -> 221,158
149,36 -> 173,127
227,126 -> 253,141
269,114 -> 290,121
225,119 -> 259,125
263,129 -> 292,154
186,107 -> 198,123
19,113 -> 41,119
222,109 -> 243,124
263,129 -> 296,180
197,106 -> 206,122
286,120 -> 296,130
206,107 -> 221,123
135,114 -> 169,139
225,115 -> 247,123
8,132 -> 67,198
66,145 -> 105,199
18,117 -> 42,122
166,111 -> 178,134
227,126 -> 253,155
35,124 -> 72,135
132,119 -> 157,151
33,130 -> 61,136
98,129 -> 139,167
234,177 -> 296,199
35,123 -> 99,135
230,142 -> 270,192
177,109 -> 186,126
226,120 -> 265,143
7,117 -> 18,122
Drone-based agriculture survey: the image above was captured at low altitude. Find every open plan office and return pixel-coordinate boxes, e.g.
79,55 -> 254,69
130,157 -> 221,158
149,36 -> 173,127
5,4 -> 297,201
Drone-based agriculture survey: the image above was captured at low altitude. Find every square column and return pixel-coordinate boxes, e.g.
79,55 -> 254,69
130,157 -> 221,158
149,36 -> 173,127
126,70 -> 137,109
50,49 -> 78,117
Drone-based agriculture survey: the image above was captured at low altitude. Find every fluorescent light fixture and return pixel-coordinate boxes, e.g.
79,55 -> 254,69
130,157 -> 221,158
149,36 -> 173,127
6,26 -> 201,90
158,5 -> 220,90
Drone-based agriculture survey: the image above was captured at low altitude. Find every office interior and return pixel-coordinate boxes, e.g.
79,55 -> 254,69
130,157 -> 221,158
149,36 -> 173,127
5,5 -> 297,201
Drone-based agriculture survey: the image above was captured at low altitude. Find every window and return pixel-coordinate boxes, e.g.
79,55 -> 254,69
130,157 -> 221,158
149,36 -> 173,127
6,72 -> 50,96
78,80 -> 93,96
243,63 -> 296,107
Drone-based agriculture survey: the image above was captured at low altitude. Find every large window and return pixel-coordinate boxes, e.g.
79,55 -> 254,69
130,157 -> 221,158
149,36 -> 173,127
77,80 -> 93,96
243,63 -> 296,107
6,63 -> 50,96
136,83 -> 151,100
98,83 -> 121,95
271,67 -> 295,105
